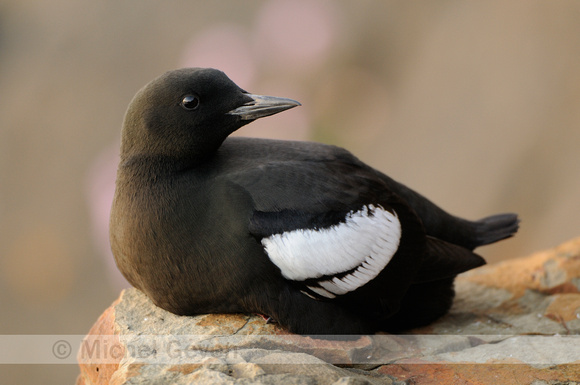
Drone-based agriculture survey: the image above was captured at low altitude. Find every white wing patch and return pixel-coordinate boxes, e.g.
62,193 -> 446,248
261,204 -> 401,298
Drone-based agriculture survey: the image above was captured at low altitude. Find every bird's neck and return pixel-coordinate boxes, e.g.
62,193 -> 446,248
118,151 -> 218,178
119,154 -> 191,176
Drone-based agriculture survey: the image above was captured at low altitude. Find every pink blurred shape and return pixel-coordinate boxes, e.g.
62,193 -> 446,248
180,24 -> 257,87
254,0 -> 338,71
85,143 -> 130,289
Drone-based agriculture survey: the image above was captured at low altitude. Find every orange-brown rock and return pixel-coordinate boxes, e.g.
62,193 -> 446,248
78,237 -> 580,384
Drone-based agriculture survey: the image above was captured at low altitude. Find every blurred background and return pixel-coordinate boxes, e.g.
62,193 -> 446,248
1,0 -> 579,383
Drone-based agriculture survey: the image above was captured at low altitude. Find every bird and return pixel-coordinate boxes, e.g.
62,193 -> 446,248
110,67 -> 519,335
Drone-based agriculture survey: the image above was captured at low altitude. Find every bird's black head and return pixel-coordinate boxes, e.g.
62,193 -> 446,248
121,68 -> 300,167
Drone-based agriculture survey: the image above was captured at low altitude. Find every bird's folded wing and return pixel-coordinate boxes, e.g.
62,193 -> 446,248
412,236 -> 486,283
225,161 -> 412,298
261,205 -> 401,297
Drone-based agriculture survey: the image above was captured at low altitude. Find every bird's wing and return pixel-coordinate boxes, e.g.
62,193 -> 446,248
224,159 -> 424,300
413,236 -> 486,283
258,204 -> 402,299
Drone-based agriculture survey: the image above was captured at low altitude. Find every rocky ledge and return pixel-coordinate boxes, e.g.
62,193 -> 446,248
77,237 -> 580,384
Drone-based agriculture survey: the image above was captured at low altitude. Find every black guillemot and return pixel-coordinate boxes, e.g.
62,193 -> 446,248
110,68 -> 519,334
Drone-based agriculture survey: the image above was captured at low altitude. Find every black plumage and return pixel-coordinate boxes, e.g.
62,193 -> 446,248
110,68 -> 519,334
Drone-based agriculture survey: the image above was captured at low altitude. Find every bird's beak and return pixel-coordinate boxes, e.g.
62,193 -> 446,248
227,94 -> 301,121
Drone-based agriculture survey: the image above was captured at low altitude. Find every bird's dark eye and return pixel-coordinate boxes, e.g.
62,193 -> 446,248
180,95 -> 200,110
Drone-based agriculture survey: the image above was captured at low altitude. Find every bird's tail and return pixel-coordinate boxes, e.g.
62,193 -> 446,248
469,213 -> 520,249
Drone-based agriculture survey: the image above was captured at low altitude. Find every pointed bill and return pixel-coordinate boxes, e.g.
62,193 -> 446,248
228,94 -> 301,121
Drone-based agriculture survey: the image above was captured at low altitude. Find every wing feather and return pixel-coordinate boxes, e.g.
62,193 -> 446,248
261,204 -> 401,297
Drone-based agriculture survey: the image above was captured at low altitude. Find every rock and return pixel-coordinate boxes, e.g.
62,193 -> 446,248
425,235 -> 580,336
77,237 -> 580,384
